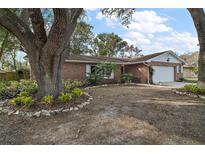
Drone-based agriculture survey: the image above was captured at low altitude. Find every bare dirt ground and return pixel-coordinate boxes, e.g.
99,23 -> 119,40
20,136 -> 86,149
0,85 -> 205,145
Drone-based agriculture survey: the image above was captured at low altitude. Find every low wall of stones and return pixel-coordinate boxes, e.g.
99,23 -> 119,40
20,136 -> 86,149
0,92 -> 93,118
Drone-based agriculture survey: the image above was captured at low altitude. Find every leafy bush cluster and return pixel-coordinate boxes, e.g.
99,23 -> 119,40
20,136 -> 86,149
9,92 -> 33,108
41,95 -> 54,105
179,84 -> 205,96
72,88 -> 84,97
0,80 -> 38,100
0,81 -> 20,100
2,79 -> 85,108
63,80 -> 87,92
58,92 -> 72,103
58,88 -> 84,103
17,80 -> 38,94
86,62 -> 116,85
121,73 -> 133,83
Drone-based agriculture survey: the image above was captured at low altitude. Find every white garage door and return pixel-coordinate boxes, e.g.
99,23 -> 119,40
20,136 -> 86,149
152,66 -> 174,83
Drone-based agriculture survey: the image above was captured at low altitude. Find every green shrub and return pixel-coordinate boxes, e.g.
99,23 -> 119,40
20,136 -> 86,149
41,95 -> 54,105
0,82 -> 7,93
72,80 -> 86,88
86,62 -> 116,85
9,97 -> 22,106
122,73 -> 133,83
9,94 -> 33,108
0,81 -> 20,100
86,73 -> 103,85
58,92 -> 72,103
17,91 -> 29,97
63,80 -> 71,91
72,88 -> 84,97
21,96 -> 33,108
179,84 -> 205,96
17,80 -> 38,94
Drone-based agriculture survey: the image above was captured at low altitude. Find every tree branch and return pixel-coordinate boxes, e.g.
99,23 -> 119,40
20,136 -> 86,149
27,8 -> 47,46
0,9 -> 36,52
43,8 -> 83,54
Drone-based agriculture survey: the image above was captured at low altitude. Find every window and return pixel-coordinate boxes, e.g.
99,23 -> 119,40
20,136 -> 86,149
176,65 -> 183,73
178,66 -> 181,73
90,65 -> 96,74
86,64 -> 114,79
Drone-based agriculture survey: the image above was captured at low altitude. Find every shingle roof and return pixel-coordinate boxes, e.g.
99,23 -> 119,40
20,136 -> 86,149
125,51 -> 167,62
65,50 -> 184,64
65,54 -> 126,63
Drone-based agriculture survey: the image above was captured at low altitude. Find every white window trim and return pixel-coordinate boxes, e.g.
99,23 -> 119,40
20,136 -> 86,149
85,64 -> 114,79
176,66 -> 179,73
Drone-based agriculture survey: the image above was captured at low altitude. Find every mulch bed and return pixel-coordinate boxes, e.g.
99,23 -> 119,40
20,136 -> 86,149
2,94 -> 89,112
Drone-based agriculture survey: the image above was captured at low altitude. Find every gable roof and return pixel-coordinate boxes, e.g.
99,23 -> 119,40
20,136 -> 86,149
126,50 -> 186,64
125,51 -> 167,62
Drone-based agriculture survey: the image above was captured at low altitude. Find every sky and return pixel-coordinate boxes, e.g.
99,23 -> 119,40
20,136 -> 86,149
17,8 -> 199,61
85,8 -> 199,55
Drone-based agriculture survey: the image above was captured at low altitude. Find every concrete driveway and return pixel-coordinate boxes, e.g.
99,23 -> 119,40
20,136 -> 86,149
154,82 -> 194,88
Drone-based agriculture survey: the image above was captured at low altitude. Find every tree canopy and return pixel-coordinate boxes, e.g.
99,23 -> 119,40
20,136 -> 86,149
92,33 -> 128,57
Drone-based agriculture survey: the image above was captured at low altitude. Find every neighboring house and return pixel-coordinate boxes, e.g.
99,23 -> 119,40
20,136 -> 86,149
183,65 -> 198,78
62,50 -> 186,84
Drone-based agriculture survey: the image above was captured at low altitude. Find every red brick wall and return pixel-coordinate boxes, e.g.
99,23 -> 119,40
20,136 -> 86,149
125,64 -> 149,83
61,62 -> 122,83
61,62 -> 86,81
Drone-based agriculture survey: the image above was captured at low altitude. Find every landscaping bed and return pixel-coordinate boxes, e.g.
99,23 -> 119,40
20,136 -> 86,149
174,84 -> 205,99
0,79 -> 91,117
1,94 -> 89,112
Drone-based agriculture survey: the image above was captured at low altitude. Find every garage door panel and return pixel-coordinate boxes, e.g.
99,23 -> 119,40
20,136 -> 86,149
152,66 -> 174,83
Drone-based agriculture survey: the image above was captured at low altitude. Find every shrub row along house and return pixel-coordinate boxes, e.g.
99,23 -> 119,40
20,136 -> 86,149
31,50 -> 186,84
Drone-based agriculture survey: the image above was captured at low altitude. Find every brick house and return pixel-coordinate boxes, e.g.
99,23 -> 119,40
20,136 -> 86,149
62,50 -> 186,84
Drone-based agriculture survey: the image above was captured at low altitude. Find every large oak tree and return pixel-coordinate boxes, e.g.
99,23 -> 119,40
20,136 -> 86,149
0,8 -> 133,98
188,8 -> 205,87
0,9 -> 83,97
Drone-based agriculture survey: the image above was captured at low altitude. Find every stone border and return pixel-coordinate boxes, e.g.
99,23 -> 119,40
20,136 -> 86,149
0,92 -> 93,118
84,83 -> 143,90
173,89 -> 205,99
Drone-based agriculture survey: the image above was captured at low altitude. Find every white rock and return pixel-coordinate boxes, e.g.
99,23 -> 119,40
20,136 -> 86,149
54,109 -> 60,113
14,110 -> 19,115
199,95 -> 205,99
26,113 -> 33,117
62,109 -> 70,112
70,107 -> 74,111
77,104 -> 83,108
41,110 -> 51,116
33,111 -> 41,117
0,107 -> 2,111
8,111 -> 14,116
74,107 -> 78,111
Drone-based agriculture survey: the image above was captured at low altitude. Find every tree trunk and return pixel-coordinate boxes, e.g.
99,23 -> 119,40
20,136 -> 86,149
188,8 -> 205,87
28,45 -> 67,98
